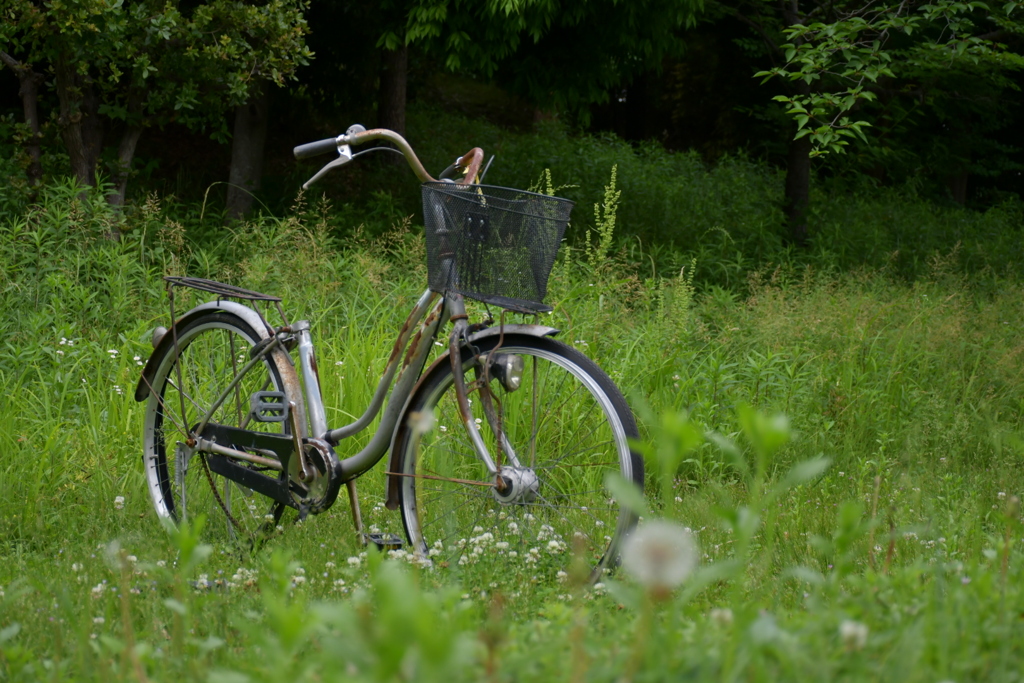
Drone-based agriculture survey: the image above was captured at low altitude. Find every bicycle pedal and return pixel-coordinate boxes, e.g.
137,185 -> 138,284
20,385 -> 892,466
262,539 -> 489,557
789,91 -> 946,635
362,532 -> 404,551
250,391 -> 288,422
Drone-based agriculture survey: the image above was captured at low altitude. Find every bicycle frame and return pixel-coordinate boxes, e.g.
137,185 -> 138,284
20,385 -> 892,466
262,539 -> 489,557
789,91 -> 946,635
143,286 -> 561,506
306,287 -> 447,479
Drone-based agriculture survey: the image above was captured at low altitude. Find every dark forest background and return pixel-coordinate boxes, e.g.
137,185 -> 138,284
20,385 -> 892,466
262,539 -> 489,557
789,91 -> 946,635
3,0 -> 1023,267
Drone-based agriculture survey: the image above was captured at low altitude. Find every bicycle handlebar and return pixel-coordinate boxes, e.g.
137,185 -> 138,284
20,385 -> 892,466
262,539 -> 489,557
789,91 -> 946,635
293,126 -> 483,186
294,137 -> 340,160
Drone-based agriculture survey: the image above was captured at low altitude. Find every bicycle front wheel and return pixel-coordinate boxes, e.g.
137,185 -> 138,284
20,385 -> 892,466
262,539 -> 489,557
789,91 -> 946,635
141,311 -> 298,547
394,334 -> 643,582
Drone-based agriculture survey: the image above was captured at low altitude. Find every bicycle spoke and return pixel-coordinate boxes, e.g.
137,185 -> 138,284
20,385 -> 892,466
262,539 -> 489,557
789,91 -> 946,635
399,337 -> 641,580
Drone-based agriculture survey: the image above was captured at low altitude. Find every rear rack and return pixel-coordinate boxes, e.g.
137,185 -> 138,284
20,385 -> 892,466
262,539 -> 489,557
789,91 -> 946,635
164,276 -> 282,302
163,276 -> 288,330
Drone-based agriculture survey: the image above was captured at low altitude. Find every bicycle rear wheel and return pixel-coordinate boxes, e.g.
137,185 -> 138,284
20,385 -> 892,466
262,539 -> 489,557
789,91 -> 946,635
394,334 -> 643,582
141,311 -> 298,547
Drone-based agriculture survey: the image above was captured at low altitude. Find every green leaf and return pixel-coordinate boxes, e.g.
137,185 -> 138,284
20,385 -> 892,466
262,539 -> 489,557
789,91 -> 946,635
208,671 -> 251,683
604,472 -> 648,517
782,457 -> 831,488
0,623 -> 20,644
164,598 -> 188,616
783,565 -> 825,585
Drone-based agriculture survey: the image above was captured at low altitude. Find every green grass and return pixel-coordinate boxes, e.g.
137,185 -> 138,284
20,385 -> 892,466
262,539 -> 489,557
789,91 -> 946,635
3,182 -> 1024,681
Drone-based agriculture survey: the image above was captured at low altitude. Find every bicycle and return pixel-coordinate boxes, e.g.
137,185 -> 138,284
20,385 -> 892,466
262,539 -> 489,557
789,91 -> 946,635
136,124 -> 644,579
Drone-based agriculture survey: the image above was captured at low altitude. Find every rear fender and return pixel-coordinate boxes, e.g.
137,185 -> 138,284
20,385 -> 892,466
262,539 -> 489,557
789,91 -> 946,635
134,300 -> 275,403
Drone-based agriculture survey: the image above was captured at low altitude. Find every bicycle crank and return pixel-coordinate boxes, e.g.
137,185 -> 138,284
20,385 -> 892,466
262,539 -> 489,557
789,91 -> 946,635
297,438 -> 344,515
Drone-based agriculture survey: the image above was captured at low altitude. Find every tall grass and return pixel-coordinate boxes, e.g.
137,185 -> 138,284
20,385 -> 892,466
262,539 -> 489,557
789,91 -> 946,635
397,106 -> 1024,286
2,179 -> 1024,680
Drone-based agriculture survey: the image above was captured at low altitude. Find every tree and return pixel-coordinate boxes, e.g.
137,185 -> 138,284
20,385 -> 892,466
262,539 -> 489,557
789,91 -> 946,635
1,0 -> 312,210
367,0 -> 701,130
0,49 -> 44,191
718,0 -> 1024,241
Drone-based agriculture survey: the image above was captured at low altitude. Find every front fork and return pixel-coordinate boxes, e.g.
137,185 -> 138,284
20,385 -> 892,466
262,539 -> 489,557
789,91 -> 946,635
446,295 -> 520,487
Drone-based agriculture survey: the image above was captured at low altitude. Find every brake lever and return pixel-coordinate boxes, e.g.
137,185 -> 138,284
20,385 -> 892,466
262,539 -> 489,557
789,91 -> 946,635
302,144 -> 353,189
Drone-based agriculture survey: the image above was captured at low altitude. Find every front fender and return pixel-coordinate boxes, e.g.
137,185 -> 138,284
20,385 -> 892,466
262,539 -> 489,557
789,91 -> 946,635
383,324 -> 560,510
134,300 -> 275,402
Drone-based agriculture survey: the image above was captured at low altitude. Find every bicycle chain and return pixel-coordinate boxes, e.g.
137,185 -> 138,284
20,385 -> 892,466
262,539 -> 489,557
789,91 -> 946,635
198,451 -> 250,540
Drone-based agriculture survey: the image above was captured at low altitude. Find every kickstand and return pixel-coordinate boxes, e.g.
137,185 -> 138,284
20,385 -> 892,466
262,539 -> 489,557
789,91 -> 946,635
346,480 -> 366,546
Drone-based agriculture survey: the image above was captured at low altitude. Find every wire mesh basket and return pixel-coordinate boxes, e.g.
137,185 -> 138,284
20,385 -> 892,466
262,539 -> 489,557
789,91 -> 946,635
421,182 -> 573,313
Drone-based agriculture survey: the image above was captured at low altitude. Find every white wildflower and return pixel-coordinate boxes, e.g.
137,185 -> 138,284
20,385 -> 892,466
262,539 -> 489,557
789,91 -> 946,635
409,409 -> 435,436
114,496 -> 125,510
621,520 -> 699,597
710,608 -> 734,627
839,620 -> 869,651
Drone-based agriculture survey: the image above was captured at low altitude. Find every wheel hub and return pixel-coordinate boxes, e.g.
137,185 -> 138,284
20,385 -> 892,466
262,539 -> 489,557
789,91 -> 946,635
493,467 -> 540,504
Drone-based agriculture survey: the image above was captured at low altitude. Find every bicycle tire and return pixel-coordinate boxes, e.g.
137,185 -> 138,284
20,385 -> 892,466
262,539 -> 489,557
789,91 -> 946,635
141,311 -> 298,546
394,334 -> 643,582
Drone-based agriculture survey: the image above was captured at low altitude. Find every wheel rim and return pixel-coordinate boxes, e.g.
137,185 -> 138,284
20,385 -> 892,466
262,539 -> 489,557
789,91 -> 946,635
143,317 -> 288,545
400,342 -> 637,579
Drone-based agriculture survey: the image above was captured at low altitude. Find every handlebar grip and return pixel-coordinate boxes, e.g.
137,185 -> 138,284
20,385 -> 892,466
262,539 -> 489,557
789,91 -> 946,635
293,137 -> 340,160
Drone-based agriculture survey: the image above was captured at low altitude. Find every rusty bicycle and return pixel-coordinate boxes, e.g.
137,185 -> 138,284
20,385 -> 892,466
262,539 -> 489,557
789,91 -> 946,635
136,125 -> 644,578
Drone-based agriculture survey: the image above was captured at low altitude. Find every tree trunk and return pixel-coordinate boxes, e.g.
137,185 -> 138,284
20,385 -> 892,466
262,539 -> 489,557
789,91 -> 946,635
82,85 -> 103,180
225,85 -> 271,221
0,51 -> 44,189
106,91 -> 145,214
783,131 -> 812,245
949,171 -> 968,205
108,125 -> 144,208
377,44 -> 408,138
55,54 -> 101,191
